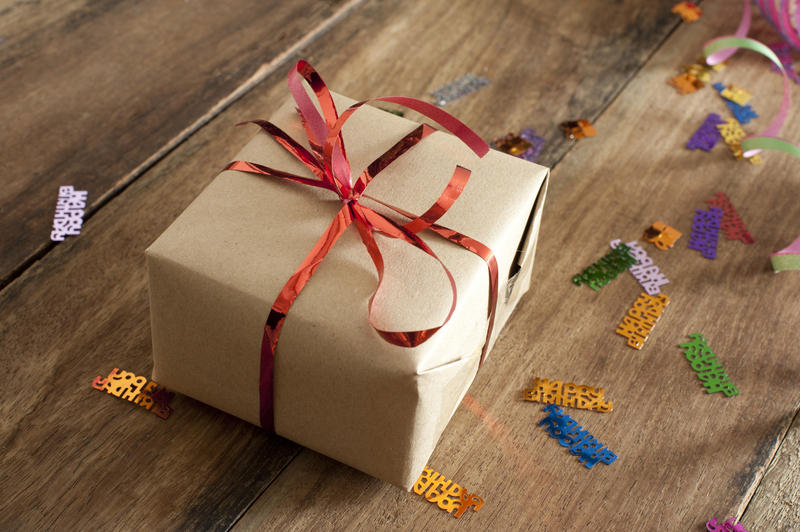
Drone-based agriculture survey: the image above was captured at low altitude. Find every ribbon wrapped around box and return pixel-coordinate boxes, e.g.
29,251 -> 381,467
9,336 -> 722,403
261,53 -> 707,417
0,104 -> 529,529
146,61 -> 549,489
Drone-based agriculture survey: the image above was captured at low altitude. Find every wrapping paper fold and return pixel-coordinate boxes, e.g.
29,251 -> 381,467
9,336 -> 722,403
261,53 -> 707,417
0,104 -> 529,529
146,91 -> 549,489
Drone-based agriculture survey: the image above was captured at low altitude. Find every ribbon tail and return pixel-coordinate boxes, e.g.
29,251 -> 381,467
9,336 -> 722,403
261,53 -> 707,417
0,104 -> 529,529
365,201 -> 498,364
354,206 -> 458,347
259,205 -> 353,429
225,160 -> 331,190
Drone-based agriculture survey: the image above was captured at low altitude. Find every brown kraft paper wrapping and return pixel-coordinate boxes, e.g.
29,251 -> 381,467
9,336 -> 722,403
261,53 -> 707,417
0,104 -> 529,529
146,91 -> 549,489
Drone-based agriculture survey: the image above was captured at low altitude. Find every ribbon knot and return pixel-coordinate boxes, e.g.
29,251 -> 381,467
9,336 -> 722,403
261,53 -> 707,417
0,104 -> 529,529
225,60 -> 499,429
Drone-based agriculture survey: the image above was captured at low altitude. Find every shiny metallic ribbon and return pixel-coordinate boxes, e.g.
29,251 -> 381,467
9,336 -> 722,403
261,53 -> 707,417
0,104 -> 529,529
225,61 -> 498,429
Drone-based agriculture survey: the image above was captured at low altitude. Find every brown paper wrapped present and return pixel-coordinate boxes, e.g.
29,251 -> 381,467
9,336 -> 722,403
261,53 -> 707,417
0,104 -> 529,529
146,64 -> 548,489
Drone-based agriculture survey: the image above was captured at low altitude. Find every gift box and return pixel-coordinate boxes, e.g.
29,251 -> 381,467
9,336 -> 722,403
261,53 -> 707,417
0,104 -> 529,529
146,63 -> 549,489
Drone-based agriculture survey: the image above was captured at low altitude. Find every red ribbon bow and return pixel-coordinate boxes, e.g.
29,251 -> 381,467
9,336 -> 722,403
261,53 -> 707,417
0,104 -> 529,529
226,61 -> 499,429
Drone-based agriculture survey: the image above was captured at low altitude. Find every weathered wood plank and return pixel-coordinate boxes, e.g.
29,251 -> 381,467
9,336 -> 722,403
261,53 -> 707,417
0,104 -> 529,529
233,1 -> 800,530
742,411 -> 800,531
0,0 -> 354,287
4,0 -> 798,529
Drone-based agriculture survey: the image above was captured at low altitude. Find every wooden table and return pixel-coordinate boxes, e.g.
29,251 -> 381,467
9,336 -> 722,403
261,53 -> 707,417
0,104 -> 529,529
2,0 -> 799,529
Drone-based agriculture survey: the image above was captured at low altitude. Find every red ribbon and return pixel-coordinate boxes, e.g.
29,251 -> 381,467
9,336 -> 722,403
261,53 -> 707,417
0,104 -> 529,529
225,61 -> 499,429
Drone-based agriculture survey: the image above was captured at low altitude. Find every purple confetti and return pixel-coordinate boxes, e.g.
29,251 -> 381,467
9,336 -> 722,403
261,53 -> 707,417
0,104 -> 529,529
687,113 -> 724,151
519,128 -> 546,162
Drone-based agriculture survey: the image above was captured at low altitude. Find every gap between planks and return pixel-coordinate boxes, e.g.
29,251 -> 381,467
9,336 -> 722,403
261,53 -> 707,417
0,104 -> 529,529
0,0 -> 366,293
738,402 -> 800,522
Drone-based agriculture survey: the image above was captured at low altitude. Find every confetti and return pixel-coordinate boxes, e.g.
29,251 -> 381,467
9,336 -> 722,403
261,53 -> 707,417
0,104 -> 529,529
669,72 -> 703,94
615,292 -> 670,350
559,119 -> 596,140
430,73 -> 490,106
706,517 -> 749,531
491,128 -> 546,162
572,243 -> 637,290
704,193 -> 754,244
712,83 -> 758,125
92,368 -> 174,419
413,467 -> 484,518
538,405 -> 617,469
770,234 -> 800,272
642,221 -> 682,250
51,185 -> 87,241
523,378 -> 612,412
683,63 -> 711,83
672,2 -> 702,22
686,113 -> 725,151
688,207 -> 722,259
679,334 -> 739,397
720,84 -> 753,105
610,239 -> 669,294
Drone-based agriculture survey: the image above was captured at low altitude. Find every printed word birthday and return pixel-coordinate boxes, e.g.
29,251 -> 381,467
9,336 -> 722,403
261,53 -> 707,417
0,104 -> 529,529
615,292 -> 670,349
706,517 -> 749,531
414,467 -> 484,518
538,405 -> 617,469
610,239 -> 669,295
572,243 -> 636,290
686,113 -> 724,152
51,186 -> 87,241
92,368 -> 175,419
643,221 -> 682,250
679,334 -> 738,397
523,378 -> 612,412
704,192 -> 754,244
688,207 -> 722,259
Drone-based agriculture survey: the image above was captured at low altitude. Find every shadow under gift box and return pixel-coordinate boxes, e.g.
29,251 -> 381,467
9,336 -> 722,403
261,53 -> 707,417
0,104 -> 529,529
145,92 -> 549,490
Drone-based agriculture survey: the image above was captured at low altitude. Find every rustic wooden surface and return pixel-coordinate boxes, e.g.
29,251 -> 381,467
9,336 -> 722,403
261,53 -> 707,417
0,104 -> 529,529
2,0 -> 799,530
0,0 -> 355,288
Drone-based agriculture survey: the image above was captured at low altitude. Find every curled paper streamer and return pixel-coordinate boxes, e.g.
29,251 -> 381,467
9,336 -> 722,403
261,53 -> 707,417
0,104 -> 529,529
703,0 -> 800,159
770,234 -> 800,270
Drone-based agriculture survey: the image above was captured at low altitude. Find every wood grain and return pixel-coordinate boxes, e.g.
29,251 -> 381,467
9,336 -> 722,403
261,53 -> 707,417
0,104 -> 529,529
742,412 -> 800,531
0,0 -> 353,287
2,0 -> 798,529
234,1 -> 800,530
0,0 -> 684,528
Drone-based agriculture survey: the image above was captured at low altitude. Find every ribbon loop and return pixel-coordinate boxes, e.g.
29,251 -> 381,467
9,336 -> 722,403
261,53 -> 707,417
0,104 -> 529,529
227,61 -> 498,429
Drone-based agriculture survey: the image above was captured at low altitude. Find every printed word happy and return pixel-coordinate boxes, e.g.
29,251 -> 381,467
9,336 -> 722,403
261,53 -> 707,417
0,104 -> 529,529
615,292 -> 670,349
538,405 -> 617,469
679,334 -> 738,397
51,186 -> 87,241
523,378 -> 612,412
92,368 -> 174,419
610,239 -> 669,295
572,243 -> 636,290
414,467 -> 484,518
